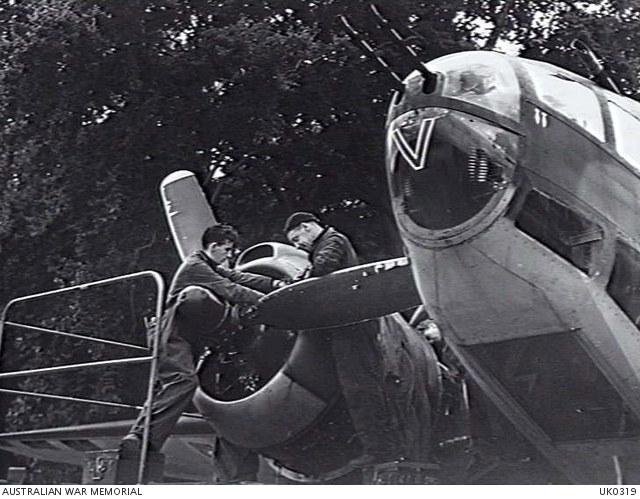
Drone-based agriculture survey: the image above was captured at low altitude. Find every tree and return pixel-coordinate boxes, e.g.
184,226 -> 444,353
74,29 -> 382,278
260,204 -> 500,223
1,0 -> 638,483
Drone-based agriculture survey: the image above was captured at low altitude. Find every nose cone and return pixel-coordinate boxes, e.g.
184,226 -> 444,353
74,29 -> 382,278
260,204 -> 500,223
388,108 -> 519,244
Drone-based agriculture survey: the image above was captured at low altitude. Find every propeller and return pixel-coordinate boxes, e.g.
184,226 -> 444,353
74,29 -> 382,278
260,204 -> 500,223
245,256 -> 422,330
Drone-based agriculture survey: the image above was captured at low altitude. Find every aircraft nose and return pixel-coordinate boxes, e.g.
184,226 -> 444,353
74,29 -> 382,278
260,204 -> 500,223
388,108 -> 519,236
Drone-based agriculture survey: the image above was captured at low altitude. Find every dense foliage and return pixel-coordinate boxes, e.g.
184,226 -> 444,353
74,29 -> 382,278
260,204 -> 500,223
0,0 -> 638,482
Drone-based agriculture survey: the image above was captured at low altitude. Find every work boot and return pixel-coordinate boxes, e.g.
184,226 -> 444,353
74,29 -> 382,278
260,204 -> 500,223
118,434 -> 142,459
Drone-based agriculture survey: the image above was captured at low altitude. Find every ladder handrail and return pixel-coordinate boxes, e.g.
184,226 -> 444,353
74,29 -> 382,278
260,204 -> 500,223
0,388 -> 207,419
0,387 -> 146,411
4,321 -> 149,353
0,356 -> 153,380
0,270 -> 166,485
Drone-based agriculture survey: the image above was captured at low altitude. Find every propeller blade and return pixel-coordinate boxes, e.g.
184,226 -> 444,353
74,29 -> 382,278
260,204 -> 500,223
249,257 -> 422,329
160,170 -> 218,261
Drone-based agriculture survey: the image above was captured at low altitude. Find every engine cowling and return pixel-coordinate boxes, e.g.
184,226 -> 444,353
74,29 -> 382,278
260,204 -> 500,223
192,242 -> 363,478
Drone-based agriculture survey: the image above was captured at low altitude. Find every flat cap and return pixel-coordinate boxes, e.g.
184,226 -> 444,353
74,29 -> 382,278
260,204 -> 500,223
283,212 -> 320,233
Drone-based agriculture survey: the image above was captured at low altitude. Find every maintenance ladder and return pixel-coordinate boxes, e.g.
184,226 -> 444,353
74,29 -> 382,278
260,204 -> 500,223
0,271 -> 165,484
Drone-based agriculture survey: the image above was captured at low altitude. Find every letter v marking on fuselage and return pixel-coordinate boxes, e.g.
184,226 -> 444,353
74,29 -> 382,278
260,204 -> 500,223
392,117 -> 438,171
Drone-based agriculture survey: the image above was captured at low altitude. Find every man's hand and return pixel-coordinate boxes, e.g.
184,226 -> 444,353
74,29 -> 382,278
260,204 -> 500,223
272,279 -> 290,290
230,303 -> 260,326
292,267 -> 311,282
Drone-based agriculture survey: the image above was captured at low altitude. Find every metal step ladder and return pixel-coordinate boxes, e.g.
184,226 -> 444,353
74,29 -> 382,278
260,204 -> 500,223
0,271 -> 166,484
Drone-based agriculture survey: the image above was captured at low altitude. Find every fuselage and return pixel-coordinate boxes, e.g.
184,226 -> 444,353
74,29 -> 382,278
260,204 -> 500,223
387,50 -> 640,484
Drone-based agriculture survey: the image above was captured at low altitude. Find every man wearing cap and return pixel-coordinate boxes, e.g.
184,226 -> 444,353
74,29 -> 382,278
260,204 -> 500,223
284,212 -> 400,467
284,212 -> 358,278
121,224 -> 286,482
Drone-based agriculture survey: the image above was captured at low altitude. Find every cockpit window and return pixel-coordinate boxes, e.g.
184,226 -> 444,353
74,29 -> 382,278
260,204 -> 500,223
520,60 -> 605,142
427,52 -> 521,122
607,94 -> 640,171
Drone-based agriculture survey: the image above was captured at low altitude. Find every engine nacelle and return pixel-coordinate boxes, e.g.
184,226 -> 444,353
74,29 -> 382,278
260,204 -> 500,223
235,241 -> 310,279
193,241 -> 363,479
